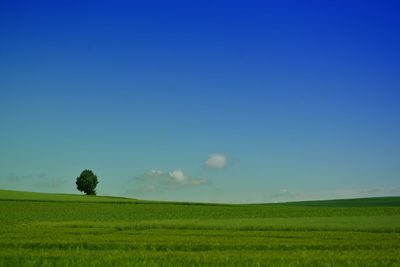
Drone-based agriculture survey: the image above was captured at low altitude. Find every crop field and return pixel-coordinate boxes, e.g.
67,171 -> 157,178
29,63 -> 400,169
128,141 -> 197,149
0,189 -> 399,266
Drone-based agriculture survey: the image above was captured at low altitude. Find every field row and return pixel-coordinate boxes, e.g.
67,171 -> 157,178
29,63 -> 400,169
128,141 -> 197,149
1,222 -> 400,266
1,200 -> 400,223
1,193 -> 399,266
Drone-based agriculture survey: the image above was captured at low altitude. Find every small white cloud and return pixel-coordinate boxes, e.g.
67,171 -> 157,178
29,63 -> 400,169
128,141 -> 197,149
280,188 -> 288,193
169,169 -> 186,183
205,153 -> 227,169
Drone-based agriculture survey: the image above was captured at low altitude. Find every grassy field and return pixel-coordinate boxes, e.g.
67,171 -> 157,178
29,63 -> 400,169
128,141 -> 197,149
0,189 -> 399,266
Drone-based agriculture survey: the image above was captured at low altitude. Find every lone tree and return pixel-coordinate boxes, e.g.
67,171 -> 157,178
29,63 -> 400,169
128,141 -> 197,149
76,169 -> 98,195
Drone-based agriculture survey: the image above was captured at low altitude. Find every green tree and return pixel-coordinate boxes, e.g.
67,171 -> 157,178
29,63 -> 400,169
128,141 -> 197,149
76,169 -> 98,195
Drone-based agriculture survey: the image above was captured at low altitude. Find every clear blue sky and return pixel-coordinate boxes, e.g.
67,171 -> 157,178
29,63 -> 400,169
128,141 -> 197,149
1,0 -> 399,203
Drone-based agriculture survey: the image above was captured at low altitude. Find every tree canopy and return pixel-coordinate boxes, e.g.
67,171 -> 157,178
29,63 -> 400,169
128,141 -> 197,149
76,169 -> 98,195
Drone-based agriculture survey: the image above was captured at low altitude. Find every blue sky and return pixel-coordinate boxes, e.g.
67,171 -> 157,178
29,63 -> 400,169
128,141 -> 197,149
1,0 -> 400,202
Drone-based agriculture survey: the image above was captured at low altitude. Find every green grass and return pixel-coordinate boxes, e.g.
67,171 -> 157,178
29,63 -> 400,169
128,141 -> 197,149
0,189 -> 138,203
0,189 -> 399,266
281,196 -> 400,207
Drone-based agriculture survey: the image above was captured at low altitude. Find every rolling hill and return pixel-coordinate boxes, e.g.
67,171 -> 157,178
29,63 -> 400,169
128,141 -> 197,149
0,189 -> 399,266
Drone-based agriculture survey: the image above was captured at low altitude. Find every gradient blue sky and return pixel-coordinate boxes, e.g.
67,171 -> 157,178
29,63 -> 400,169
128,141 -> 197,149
1,0 -> 400,202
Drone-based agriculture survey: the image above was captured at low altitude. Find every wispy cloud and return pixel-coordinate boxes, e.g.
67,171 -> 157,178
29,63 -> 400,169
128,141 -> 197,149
0,172 -> 67,192
264,189 -> 300,203
205,153 -> 227,169
129,169 -> 207,194
263,187 -> 396,203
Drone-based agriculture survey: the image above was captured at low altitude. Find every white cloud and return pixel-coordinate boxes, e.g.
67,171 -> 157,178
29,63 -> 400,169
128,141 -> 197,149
205,153 -> 227,169
169,169 -> 186,183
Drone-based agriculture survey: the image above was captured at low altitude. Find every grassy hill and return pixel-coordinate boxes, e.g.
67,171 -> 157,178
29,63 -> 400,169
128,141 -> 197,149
281,196 -> 400,207
0,189 -> 138,203
2,188 -> 399,206
0,189 -> 399,266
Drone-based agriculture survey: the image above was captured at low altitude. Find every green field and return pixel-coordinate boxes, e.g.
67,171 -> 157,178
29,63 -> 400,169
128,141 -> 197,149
0,189 -> 399,266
